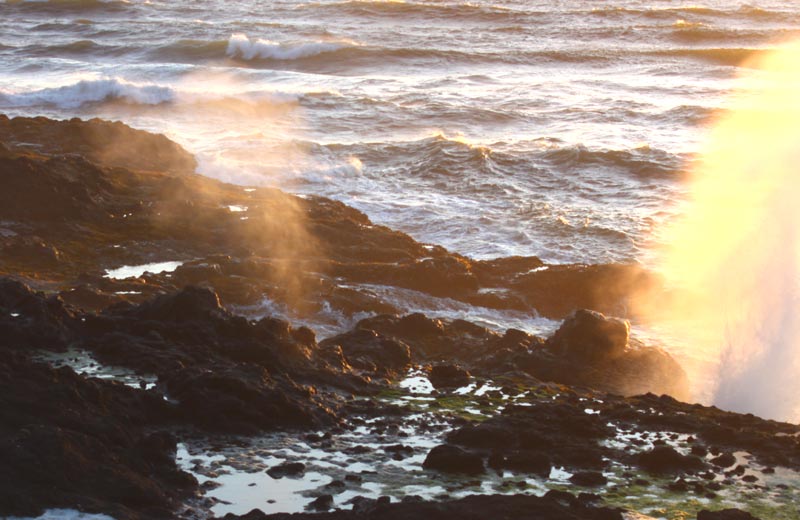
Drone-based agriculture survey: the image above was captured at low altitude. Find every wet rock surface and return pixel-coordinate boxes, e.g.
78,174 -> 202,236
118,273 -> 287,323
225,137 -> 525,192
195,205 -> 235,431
2,279 -> 368,435
352,310 -> 689,398
1,115 -> 663,326
0,117 -> 796,520
0,350 -> 194,519
222,493 -> 625,520
423,444 -> 485,475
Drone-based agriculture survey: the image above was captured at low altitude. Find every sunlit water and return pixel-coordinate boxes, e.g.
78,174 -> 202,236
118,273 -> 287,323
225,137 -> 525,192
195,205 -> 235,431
4,0 -> 796,262
3,0 -> 800,419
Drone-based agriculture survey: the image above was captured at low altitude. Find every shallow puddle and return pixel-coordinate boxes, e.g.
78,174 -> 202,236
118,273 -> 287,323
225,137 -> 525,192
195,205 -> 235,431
33,348 -> 157,391
28,355 -> 800,519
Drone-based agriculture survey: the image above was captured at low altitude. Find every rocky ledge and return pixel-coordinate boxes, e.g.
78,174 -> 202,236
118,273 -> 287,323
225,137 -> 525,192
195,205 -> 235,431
0,116 -> 794,520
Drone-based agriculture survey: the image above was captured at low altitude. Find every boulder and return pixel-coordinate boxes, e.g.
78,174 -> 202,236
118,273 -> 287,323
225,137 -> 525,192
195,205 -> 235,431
428,364 -> 471,389
267,462 -> 306,479
569,471 -> 608,487
549,309 -> 629,362
320,329 -> 411,375
423,445 -> 485,475
637,446 -> 706,474
709,452 -> 736,468
132,286 -> 225,322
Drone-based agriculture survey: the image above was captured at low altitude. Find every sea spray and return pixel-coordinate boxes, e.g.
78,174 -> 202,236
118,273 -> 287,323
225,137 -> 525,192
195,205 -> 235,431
642,39 -> 800,422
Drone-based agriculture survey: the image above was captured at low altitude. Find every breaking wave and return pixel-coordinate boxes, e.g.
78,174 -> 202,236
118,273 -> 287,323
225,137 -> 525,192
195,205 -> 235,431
226,33 -> 358,61
0,79 -> 175,109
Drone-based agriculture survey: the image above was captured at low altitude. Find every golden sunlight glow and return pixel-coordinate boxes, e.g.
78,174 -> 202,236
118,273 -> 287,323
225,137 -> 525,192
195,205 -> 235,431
642,40 -> 800,421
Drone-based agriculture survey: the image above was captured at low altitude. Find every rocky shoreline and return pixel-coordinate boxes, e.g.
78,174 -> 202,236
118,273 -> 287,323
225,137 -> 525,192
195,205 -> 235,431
1,116 -> 797,520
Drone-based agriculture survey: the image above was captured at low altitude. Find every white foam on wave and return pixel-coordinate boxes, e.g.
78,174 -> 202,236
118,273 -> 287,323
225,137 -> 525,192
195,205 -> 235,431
0,76 -> 316,112
6,509 -> 116,520
226,33 -> 356,61
0,78 -> 174,109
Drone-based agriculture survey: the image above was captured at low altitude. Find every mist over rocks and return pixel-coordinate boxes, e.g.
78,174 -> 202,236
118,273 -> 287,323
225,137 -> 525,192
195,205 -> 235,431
0,116 -> 789,520
0,114 -> 197,174
0,115 -> 658,324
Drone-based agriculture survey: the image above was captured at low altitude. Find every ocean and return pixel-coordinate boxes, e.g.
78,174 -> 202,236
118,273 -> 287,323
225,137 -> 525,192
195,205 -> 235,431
2,0 -> 799,409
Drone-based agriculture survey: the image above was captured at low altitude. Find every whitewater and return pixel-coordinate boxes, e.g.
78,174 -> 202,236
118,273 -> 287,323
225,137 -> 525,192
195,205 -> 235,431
2,0 -> 800,419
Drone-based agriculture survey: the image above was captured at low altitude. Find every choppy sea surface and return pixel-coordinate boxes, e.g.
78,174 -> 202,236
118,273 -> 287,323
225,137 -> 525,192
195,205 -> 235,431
3,0 -> 798,264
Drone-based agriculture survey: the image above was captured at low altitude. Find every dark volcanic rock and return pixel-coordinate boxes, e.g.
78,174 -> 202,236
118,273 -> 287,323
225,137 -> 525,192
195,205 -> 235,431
222,494 -> 624,520
570,471 -> 609,487
162,366 -> 326,434
549,309 -> 629,362
308,494 -> 334,511
131,285 -> 225,322
0,350 -> 194,519
605,393 -> 800,471
267,462 -> 306,479
0,115 -> 690,402
709,452 -> 736,468
0,278 -> 73,350
1,115 -> 796,520
320,328 -> 411,376
423,444 -> 485,475
493,450 -> 551,477
1,279 -> 359,437
445,401 -> 612,473
637,446 -> 706,474
428,364 -> 471,389
0,116 -> 665,343
533,309 -> 689,399
356,311 -> 688,399
0,115 -> 197,174
510,262 -> 657,319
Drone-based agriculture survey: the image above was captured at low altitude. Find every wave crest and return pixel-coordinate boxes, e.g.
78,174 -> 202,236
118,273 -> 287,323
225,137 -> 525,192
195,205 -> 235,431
226,33 -> 358,61
0,79 -> 174,109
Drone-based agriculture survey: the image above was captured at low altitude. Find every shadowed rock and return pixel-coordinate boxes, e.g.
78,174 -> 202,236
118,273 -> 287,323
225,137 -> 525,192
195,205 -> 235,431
320,328 -> 411,376
637,446 -> 706,474
428,364 -> 471,389
0,350 -> 194,519
220,493 -> 625,520
549,309 -> 630,362
423,445 -> 485,475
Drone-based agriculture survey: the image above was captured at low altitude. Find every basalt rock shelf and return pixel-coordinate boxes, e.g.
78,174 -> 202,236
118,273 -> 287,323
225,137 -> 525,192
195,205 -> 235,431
0,116 -> 797,520
0,115 -> 657,323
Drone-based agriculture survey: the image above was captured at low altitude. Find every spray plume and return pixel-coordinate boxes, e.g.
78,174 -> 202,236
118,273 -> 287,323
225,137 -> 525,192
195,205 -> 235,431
134,71 -> 325,315
641,40 -> 800,422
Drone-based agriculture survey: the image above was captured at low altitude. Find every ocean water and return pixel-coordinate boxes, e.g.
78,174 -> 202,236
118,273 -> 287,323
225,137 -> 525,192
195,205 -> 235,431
4,0 -> 797,264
